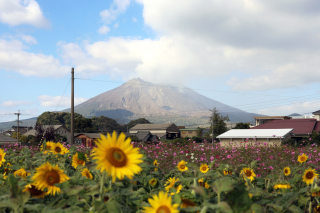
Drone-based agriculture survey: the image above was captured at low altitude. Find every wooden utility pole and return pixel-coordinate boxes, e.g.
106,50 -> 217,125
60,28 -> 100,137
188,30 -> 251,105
71,68 -> 74,144
14,110 -> 21,143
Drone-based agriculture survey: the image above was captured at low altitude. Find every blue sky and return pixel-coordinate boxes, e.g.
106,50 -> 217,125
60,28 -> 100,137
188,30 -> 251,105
1,0 -> 320,123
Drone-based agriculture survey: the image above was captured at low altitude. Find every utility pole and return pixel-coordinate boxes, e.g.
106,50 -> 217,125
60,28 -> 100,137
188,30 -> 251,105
71,68 -> 74,144
212,118 -> 214,144
14,110 -> 21,143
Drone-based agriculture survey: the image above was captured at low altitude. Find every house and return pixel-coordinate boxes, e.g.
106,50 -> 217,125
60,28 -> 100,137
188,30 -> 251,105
253,116 -> 292,126
23,125 -> 72,143
217,129 -> 294,147
126,131 -> 159,142
3,126 -> 33,137
0,133 -> 21,145
74,133 -> 106,148
129,123 -> 180,140
251,111 -> 320,143
180,128 -> 199,138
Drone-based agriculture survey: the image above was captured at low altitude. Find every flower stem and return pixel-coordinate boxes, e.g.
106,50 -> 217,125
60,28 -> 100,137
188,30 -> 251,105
100,171 -> 106,202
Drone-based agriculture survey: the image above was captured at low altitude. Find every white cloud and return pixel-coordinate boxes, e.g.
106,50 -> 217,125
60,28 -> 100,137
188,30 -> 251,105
0,38 -> 69,78
99,0 -> 130,24
1,100 -> 34,107
253,100 -> 320,116
113,22 -> 119,28
38,95 -> 88,108
97,25 -> 110,35
132,17 -> 137,22
0,0 -> 50,28
58,0 -> 320,90
20,34 -> 37,44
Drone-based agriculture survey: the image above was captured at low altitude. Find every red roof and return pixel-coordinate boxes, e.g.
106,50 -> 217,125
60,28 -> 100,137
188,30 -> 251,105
251,119 -> 317,134
314,121 -> 320,132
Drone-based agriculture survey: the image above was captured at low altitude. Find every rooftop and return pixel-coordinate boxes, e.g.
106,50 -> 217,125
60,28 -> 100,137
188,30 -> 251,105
251,119 -> 317,134
217,129 -> 294,138
130,123 -> 176,130
253,116 -> 292,119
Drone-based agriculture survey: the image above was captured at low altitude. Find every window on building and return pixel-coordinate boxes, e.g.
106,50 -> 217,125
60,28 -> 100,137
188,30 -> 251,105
168,134 -> 171,137
182,131 -> 186,134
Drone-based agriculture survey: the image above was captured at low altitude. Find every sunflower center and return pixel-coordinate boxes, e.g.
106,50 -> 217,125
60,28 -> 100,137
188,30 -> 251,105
77,160 -> 84,165
55,147 -> 61,153
46,145 -> 51,150
180,165 -> 185,169
245,170 -> 252,177
85,172 -> 91,178
300,157 -> 306,161
306,171 -> 314,179
202,167 -> 207,171
156,206 -> 170,213
284,169 -> 288,173
46,171 -> 60,186
107,148 -> 127,167
0,155 -> 2,161
150,179 -> 156,185
29,185 -> 45,196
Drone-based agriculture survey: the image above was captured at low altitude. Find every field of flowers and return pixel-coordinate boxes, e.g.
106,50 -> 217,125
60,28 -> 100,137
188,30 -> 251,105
0,132 -> 320,213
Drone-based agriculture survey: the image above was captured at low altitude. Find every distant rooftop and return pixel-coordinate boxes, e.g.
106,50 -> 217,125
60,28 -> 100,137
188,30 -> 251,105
217,129 -> 294,138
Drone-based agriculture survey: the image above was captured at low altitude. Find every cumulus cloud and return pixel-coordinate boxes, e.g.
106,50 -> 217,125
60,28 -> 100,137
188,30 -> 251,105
38,95 -> 88,108
0,0 -> 50,28
1,100 -> 34,107
97,25 -> 110,35
0,38 -> 69,77
19,34 -> 37,44
99,0 -> 130,24
59,0 -> 320,90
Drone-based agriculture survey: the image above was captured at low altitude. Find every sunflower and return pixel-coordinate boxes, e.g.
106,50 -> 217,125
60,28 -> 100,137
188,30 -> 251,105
248,193 -> 253,199
181,198 -> 196,208
298,153 -> 308,163
154,167 -> 158,172
14,168 -> 31,178
153,160 -> 159,167
199,163 -> 209,174
149,178 -> 158,187
240,167 -> 256,182
23,184 -> 47,198
315,205 -> 320,213
0,149 -> 6,166
165,177 -> 179,192
92,131 -> 143,182
223,170 -> 232,176
72,153 -> 87,169
51,142 -> 68,155
142,191 -> 179,213
177,160 -> 188,172
4,163 -> 12,175
170,184 -> 182,196
274,184 -> 291,189
283,167 -> 291,176
198,178 -> 204,186
204,182 -> 210,189
31,162 -> 70,196
302,168 -> 319,185
40,141 -> 54,153
81,168 -> 93,180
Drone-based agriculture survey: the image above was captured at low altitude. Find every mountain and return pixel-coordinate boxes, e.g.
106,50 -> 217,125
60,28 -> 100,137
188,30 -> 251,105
0,78 -> 265,130
288,113 -> 302,116
0,117 -> 38,132
61,78 -> 264,125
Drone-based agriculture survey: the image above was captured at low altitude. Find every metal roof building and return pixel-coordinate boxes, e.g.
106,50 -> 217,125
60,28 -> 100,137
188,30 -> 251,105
217,129 -> 294,147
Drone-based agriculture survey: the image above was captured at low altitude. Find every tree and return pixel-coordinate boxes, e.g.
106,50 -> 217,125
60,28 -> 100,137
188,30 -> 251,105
36,111 -> 85,130
91,116 -> 122,133
233,122 -> 250,129
34,122 -> 45,144
11,132 -> 22,140
196,127 -> 203,137
74,117 -> 97,133
209,107 -> 230,139
19,135 -> 28,143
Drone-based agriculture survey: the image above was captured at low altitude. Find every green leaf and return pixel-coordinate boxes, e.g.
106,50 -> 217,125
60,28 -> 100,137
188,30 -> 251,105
181,206 -> 202,212
298,195 -> 309,206
208,160 -> 216,168
10,164 -> 20,171
106,200 -> 123,213
250,204 -> 263,213
204,202 -> 233,213
174,194 -> 181,204
287,204 -> 303,213
114,182 -> 124,187
24,204 -> 46,211
77,152 -> 87,162
267,204 -> 283,211
250,160 -> 257,168
212,177 -> 234,195
0,200 -> 19,209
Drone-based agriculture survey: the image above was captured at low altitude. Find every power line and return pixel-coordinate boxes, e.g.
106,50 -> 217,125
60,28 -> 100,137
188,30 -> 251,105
55,78 -> 71,112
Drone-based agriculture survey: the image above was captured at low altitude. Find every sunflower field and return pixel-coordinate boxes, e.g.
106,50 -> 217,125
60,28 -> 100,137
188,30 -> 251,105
0,132 -> 320,213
